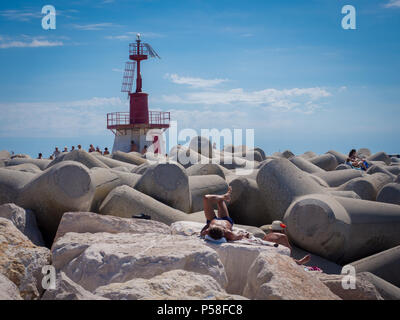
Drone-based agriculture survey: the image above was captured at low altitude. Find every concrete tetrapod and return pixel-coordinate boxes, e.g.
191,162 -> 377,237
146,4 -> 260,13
189,136 -> 213,158
16,161 -> 95,244
89,168 -> 140,212
290,156 -> 325,174
298,151 -> 318,159
134,162 -> 192,213
308,153 -> 338,171
337,172 -> 393,200
92,153 -> 137,171
367,164 -> 397,180
6,163 -> 42,174
112,151 -> 148,165
4,158 -> 51,170
326,150 -> 347,164
313,169 -> 364,187
47,150 -> 109,169
367,152 -> 391,166
284,194 -> 400,265
189,175 -> 228,212
227,177 -> 272,227
256,158 -> 325,221
344,245 -> 400,288
99,185 -> 205,225
376,183 -> 400,205
186,163 -> 227,179
0,168 -> 35,204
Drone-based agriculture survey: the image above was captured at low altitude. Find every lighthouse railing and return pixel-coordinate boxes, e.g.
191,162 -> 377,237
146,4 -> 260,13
107,111 -> 170,128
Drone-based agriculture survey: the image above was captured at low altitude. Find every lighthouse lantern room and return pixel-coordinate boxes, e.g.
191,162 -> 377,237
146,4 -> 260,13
107,34 -> 170,154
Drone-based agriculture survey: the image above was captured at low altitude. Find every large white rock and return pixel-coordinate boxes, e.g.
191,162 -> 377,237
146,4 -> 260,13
54,211 -> 170,244
317,272 -> 383,300
42,272 -> 108,300
94,270 -> 246,300
170,221 -> 289,295
243,251 -> 340,300
0,203 -> 45,247
0,273 -> 22,300
51,232 -> 227,292
0,218 -> 51,300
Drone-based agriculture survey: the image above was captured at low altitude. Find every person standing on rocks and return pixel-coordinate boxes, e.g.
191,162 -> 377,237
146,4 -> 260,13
103,147 -> 110,155
263,221 -> 311,265
37,153 -> 42,159
200,187 -> 249,242
52,147 -> 60,158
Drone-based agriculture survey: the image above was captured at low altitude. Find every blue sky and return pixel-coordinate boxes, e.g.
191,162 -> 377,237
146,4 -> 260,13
0,0 -> 399,157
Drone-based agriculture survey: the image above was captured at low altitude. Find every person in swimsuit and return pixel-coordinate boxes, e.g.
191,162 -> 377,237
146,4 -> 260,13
200,187 -> 249,241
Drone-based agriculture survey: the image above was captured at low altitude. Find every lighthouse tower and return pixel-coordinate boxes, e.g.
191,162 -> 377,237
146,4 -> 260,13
107,34 -> 170,154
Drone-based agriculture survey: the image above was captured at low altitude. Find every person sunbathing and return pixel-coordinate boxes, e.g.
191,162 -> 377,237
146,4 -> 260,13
346,149 -> 368,171
200,187 -> 249,242
263,221 -> 311,265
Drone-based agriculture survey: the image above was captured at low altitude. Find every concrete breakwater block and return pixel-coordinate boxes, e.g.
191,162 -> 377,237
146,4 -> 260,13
189,175 -> 228,212
326,150 -> 348,164
89,168 -> 140,212
284,194 -> 400,265
256,158 -> 325,221
309,153 -> 338,171
135,162 -> 192,213
313,169 -> 364,187
47,150 -> 109,169
337,172 -> 393,200
16,161 -> 95,244
227,176 -> 272,227
112,151 -> 148,166
0,168 -> 35,205
5,158 -> 51,171
376,183 -> 400,205
367,152 -> 391,166
344,245 -> 400,288
99,185 -> 204,225
5,163 -> 42,174
92,153 -> 137,170
186,163 -> 227,179
189,136 -> 213,158
290,156 -> 325,174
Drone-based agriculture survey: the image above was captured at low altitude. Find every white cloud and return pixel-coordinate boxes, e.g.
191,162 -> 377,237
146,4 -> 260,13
0,9 -> 41,21
72,23 -> 116,31
165,73 -> 229,88
161,87 -> 331,113
0,39 -> 63,49
385,0 -> 400,8
0,97 -> 126,137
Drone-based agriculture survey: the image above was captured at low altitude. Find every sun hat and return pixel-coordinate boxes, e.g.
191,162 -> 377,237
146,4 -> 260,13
269,220 -> 286,231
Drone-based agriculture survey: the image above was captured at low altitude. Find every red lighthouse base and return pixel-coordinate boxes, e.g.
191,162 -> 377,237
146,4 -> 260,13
130,92 -> 149,124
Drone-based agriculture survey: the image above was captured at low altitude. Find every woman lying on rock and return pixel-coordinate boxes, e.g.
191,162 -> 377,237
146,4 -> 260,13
200,187 -> 249,242
200,188 -> 312,266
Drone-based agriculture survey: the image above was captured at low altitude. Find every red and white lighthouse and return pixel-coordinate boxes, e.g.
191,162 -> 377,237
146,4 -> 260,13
107,34 -> 170,154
